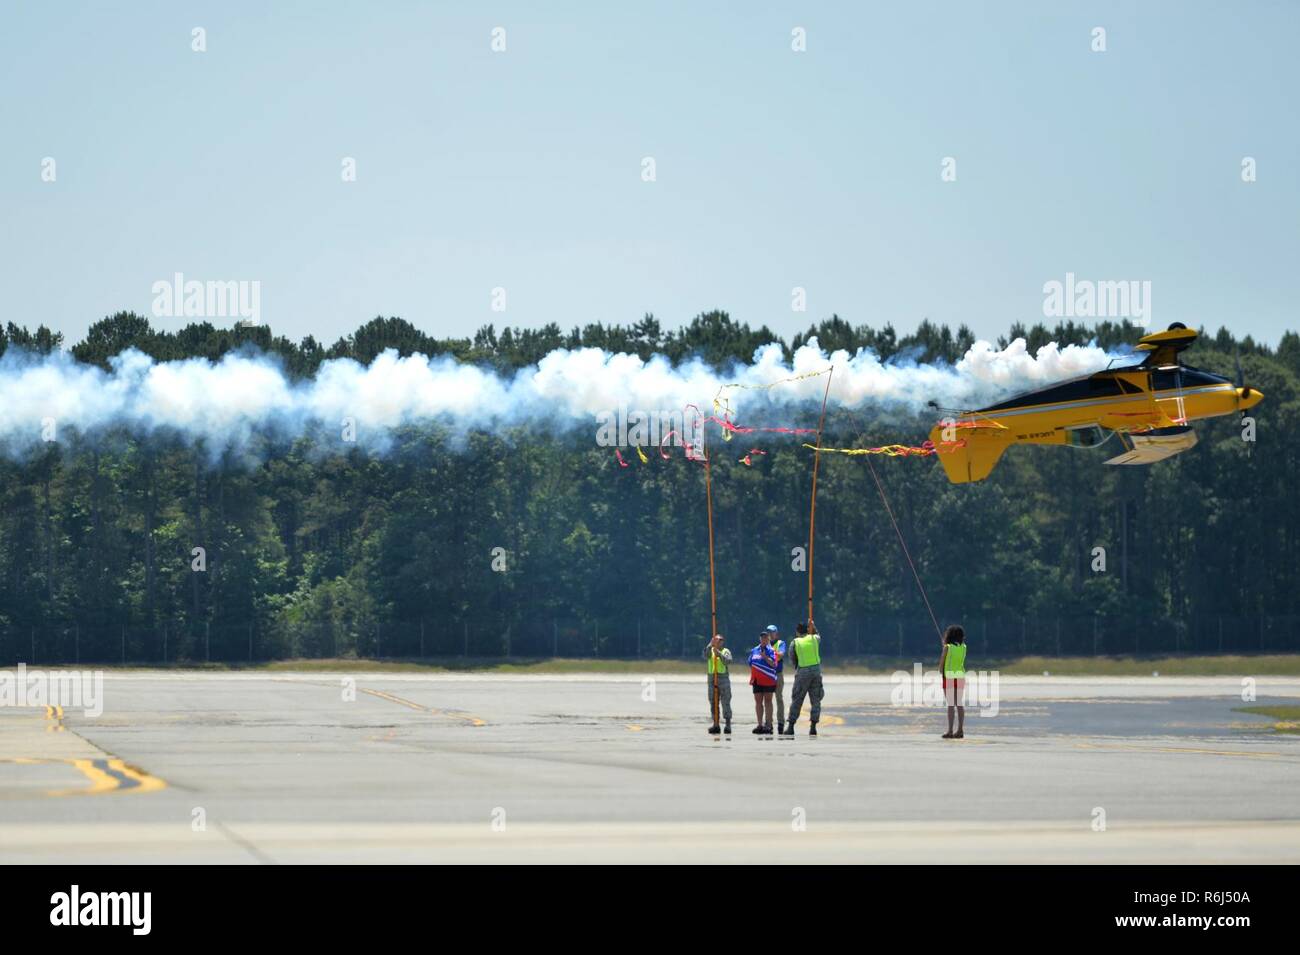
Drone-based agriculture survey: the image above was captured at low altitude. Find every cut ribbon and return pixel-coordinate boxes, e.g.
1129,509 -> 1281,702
708,415 -> 818,443
802,440 -> 967,457
712,368 -> 834,422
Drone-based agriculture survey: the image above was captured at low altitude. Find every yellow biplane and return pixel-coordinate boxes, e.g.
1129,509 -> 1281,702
929,323 -> 1262,484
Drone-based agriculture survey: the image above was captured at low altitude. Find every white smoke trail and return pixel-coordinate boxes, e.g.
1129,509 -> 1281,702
0,337 -> 1127,456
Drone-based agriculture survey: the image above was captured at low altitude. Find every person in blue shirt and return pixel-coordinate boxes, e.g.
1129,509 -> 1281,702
762,624 -> 788,732
747,630 -> 781,734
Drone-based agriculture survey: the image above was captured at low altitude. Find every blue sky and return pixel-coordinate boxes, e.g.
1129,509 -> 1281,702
2,0 -> 1296,349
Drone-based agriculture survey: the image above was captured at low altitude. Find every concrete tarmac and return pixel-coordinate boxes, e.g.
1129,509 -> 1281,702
2,672 -> 1297,863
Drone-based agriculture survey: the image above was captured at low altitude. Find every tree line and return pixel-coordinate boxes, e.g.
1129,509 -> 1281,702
1,311 -> 1297,662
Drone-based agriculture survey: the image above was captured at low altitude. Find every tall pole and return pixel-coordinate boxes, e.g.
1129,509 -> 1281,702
807,367 -> 835,626
703,409 -> 720,728
703,413 -> 718,642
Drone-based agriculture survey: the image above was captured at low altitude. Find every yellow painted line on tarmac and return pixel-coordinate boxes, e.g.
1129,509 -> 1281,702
44,705 -> 65,733
361,688 -> 486,726
49,759 -> 120,796
111,759 -> 168,793
46,758 -> 167,797
625,724 -> 643,732
2,709 -> 164,796
362,688 -> 425,712
1076,741 -> 1294,760
819,714 -> 845,727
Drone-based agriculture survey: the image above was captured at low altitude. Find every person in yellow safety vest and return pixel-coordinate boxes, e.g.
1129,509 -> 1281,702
704,633 -> 733,735
780,619 -> 824,736
939,624 -> 967,739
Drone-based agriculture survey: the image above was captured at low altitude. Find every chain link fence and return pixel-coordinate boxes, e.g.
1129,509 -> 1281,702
2,613 -> 1296,666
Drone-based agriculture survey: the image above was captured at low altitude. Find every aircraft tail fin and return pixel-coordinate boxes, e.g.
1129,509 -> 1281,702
1136,323 -> 1197,366
929,423 -> 1012,484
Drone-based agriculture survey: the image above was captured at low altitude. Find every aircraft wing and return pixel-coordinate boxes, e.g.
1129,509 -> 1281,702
1103,427 -> 1198,466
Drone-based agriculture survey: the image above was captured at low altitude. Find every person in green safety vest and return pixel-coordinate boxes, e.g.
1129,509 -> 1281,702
780,619 -> 824,736
939,624 -> 967,739
703,633 -> 733,735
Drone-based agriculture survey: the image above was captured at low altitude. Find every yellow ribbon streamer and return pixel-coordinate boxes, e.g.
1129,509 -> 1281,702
712,367 -> 834,431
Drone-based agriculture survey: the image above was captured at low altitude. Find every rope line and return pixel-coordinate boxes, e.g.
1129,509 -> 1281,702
834,409 -> 944,641
863,453 -> 943,640
806,367 -> 834,625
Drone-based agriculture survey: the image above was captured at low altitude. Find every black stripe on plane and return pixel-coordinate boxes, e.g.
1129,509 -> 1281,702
979,372 -> 1136,413
977,365 -> 1230,414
